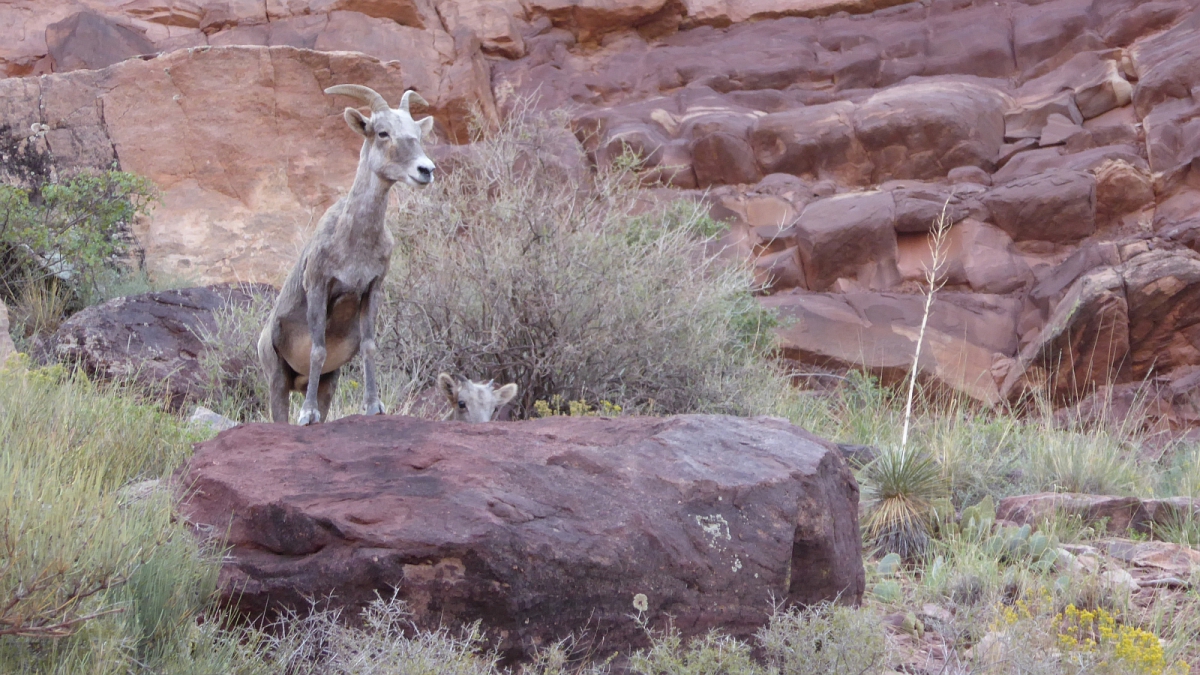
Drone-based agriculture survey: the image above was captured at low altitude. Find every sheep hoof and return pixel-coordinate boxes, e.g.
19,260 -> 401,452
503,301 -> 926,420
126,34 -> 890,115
364,400 -> 385,416
297,408 -> 321,426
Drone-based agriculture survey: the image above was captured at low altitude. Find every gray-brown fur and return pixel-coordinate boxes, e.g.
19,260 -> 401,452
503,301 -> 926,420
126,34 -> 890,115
438,373 -> 519,423
258,84 -> 435,425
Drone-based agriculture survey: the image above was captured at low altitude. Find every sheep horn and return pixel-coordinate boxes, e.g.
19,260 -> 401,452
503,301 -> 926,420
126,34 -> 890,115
398,89 -> 428,113
324,84 -> 389,114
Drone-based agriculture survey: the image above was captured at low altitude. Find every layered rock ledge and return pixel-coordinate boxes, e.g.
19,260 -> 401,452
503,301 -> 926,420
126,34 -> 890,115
7,0 -> 1200,412
179,413 -> 864,658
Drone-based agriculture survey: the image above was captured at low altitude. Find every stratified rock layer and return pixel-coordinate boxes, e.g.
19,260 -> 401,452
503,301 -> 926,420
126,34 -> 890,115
5,0 -> 1200,410
179,413 -> 864,658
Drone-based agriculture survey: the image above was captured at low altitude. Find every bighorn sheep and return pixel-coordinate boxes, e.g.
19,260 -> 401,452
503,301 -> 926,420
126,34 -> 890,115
438,373 -> 519,422
258,84 -> 435,425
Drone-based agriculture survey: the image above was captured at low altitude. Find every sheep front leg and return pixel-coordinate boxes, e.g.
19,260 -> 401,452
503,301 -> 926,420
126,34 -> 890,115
298,282 -> 330,425
359,279 -> 385,415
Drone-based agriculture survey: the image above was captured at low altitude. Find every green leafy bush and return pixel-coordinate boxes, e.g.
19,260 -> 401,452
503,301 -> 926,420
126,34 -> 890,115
0,167 -> 156,315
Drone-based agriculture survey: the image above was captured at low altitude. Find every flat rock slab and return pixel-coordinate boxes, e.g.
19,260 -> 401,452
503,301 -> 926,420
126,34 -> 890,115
997,492 -> 1200,535
179,414 -> 864,659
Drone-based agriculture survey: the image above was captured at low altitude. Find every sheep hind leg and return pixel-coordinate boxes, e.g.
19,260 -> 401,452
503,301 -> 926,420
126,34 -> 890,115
317,369 -> 339,423
259,326 -> 294,424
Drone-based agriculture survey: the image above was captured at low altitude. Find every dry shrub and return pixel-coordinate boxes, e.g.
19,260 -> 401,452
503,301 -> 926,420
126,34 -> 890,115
379,105 -> 782,417
261,594 -> 502,675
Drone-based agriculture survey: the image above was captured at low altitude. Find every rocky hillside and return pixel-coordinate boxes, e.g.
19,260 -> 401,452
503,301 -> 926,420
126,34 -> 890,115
2,0 -> 1199,410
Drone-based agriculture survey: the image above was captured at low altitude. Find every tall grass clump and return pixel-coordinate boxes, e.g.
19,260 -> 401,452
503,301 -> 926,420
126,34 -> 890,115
196,291 -> 275,422
378,104 -> 783,417
0,358 -> 266,674
1019,425 -> 1147,496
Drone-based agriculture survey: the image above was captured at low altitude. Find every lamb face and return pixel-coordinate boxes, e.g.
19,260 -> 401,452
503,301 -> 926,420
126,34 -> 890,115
438,373 -> 519,423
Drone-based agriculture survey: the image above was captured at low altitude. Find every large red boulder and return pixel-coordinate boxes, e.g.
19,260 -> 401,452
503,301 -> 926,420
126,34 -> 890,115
981,169 -> 1097,242
179,414 -> 864,659
791,191 -> 898,291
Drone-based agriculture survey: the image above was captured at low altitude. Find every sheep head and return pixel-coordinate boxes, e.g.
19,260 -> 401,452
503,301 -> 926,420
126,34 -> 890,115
438,373 -> 519,423
325,84 -> 436,187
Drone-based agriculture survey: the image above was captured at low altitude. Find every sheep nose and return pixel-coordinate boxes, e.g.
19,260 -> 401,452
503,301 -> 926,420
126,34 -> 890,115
417,165 -> 434,180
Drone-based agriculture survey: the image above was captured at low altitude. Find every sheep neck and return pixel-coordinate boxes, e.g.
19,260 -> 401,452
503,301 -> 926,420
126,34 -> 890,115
338,153 -> 394,241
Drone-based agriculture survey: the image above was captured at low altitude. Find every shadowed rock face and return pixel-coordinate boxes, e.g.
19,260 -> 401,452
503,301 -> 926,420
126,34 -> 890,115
46,11 -> 156,73
179,413 -> 864,659
7,0 -> 1200,409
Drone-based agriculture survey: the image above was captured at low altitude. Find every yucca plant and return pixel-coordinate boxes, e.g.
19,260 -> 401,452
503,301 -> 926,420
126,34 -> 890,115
861,445 -> 947,558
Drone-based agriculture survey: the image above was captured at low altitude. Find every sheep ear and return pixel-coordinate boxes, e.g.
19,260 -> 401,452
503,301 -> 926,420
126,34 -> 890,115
495,383 -> 518,406
417,115 -> 434,139
437,373 -> 456,402
344,107 -> 370,137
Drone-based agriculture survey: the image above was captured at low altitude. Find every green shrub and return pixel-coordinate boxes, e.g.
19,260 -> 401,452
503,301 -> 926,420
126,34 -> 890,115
261,594 -> 502,675
628,604 -> 888,675
0,168 -> 156,310
629,628 -> 761,675
378,108 -> 784,418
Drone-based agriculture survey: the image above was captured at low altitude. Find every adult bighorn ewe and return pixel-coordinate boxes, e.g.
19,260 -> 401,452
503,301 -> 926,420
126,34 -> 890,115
258,84 -> 435,425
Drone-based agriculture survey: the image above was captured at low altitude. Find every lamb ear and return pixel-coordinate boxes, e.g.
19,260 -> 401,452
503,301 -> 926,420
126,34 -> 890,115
344,107 -> 370,137
437,373 -> 457,403
495,383 -> 518,406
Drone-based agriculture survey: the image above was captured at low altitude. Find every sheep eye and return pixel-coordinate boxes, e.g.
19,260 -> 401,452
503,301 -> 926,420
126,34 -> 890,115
378,131 -> 390,139
457,401 -> 466,409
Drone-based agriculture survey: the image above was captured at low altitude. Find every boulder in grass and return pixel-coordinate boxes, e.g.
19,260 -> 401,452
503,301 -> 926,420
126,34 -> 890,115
179,413 -> 864,660
42,283 -> 275,410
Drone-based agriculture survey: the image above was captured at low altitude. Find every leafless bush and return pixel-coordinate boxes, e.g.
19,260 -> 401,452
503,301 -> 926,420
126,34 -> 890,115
378,104 -> 783,417
196,291 -> 275,422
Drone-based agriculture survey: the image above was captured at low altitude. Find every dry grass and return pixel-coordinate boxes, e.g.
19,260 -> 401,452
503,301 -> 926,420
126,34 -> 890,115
0,358 -> 267,674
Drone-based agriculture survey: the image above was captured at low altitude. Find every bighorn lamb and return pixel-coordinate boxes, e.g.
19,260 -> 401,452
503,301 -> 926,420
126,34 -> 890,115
438,373 -> 519,422
258,84 -> 435,425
